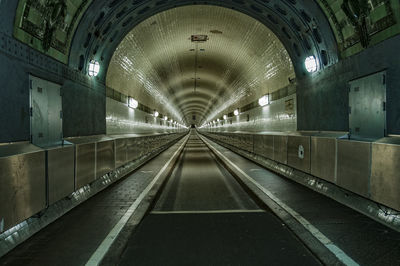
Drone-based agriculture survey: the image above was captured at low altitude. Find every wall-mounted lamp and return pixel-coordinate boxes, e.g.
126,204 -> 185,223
305,56 -> 318,73
258,95 -> 269,107
88,60 -> 100,77
128,97 -> 138,109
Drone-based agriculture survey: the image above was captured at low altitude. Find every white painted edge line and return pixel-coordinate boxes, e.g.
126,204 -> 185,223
202,137 -> 359,266
151,209 -> 264,214
85,137 -> 188,266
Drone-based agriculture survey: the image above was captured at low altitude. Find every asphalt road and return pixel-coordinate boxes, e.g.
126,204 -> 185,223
118,132 -> 321,265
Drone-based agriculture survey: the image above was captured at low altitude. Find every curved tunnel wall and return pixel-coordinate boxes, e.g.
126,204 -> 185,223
105,5 -> 296,128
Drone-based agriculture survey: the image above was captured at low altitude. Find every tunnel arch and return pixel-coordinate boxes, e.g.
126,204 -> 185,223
70,0 -> 338,79
104,5 -> 300,125
68,1 -> 339,126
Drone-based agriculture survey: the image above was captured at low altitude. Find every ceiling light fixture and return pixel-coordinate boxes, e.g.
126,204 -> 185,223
234,109 -> 239,116
154,111 -> 159,117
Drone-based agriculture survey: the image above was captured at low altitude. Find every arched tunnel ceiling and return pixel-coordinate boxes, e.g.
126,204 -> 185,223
106,5 -> 295,125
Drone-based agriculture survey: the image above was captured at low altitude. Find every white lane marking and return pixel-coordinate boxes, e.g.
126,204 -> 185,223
140,170 -> 153,174
85,138 -> 188,266
203,137 -> 359,266
151,209 -> 264,214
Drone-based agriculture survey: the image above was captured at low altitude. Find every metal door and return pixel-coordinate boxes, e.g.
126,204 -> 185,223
30,75 -> 63,147
349,71 -> 386,139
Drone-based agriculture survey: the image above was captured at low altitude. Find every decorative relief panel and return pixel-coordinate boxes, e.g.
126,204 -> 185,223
316,0 -> 399,57
14,0 -> 92,63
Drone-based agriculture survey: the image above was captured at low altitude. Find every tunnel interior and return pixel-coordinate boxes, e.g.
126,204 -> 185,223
1,0 -> 400,264
106,5 -> 295,127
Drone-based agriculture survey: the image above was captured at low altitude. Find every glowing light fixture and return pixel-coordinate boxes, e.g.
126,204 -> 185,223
258,95 -> 269,107
164,116 -> 168,121
154,111 -> 159,117
305,56 -> 318,73
128,97 -> 138,109
223,115 -> 227,120
88,60 -> 100,77
234,109 -> 239,116
217,119 -> 220,122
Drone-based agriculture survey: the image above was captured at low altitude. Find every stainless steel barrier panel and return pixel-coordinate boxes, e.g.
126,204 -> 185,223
287,136 -> 311,173
263,135 -> 274,160
115,138 -> 128,168
75,143 -> 96,189
311,137 -> 337,183
127,137 -> 139,161
47,145 -> 75,205
0,143 -> 46,233
142,136 -> 148,156
96,140 -> 115,179
337,140 -> 371,197
253,135 -> 263,156
273,135 -> 288,164
371,143 -> 400,211
244,134 -> 254,153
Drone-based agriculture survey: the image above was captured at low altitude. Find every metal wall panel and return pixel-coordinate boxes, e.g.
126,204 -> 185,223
311,137 -> 336,183
0,149 -> 46,233
287,136 -> 311,173
243,134 -> 253,153
30,75 -> 63,147
273,135 -> 288,164
210,94 -> 297,133
75,143 -> 96,189
337,140 -> 371,197
253,135 -> 263,156
47,146 -> 74,205
349,71 -> 386,139
115,138 -> 127,168
127,138 -> 137,161
371,143 -> 400,211
254,135 -> 274,159
106,98 -> 184,135
96,140 -> 115,178
263,135 -> 274,160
